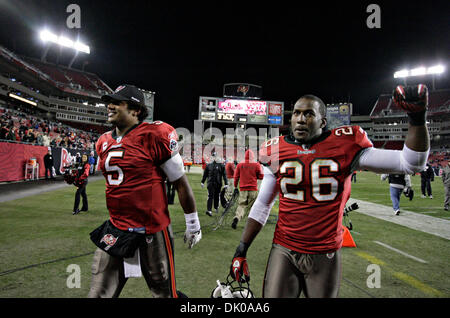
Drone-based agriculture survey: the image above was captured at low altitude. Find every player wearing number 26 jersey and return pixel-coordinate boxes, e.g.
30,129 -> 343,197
259,125 -> 372,254
230,89 -> 430,298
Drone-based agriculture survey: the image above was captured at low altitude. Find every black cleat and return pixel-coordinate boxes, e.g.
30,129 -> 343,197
231,217 -> 238,229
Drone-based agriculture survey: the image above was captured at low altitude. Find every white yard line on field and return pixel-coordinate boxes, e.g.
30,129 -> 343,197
373,241 -> 428,264
350,199 -> 450,240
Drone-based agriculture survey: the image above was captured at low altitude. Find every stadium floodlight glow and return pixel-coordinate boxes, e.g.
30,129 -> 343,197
57,36 -> 74,48
40,30 -> 58,43
394,64 -> 446,78
410,67 -> 427,77
39,29 -> 90,54
394,69 -> 409,78
427,64 -> 445,75
74,41 -> 90,54
8,93 -> 37,106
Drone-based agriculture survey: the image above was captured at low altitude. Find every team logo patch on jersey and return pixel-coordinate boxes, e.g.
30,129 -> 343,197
102,141 -> 108,152
100,234 -> 118,250
169,139 -> 178,151
116,136 -> 122,143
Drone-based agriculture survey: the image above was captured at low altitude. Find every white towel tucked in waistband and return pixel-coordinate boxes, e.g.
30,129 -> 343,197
123,249 -> 142,278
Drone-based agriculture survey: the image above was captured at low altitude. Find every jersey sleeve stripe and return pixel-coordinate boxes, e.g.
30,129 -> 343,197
162,228 -> 178,298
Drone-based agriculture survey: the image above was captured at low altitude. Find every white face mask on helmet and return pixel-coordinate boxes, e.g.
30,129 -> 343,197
211,276 -> 254,298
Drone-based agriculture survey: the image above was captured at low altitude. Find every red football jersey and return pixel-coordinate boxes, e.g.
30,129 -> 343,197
234,149 -> 264,191
225,162 -> 235,179
234,162 -> 263,191
96,121 -> 179,234
259,126 -> 373,253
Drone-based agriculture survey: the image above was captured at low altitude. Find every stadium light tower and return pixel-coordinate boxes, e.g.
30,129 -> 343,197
39,29 -> 90,68
394,64 -> 445,90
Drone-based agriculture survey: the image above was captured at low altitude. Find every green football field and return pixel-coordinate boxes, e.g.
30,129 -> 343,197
0,171 -> 449,298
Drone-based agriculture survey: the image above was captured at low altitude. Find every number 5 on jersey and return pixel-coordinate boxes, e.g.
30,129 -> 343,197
105,151 -> 124,185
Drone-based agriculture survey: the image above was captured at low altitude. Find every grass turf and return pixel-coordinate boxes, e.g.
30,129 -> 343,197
0,171 -> 448,298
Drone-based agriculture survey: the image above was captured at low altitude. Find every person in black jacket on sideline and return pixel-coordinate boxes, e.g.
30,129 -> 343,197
201,155 -> 228,217
420,163 -> 434,199
44,148 -> 55,180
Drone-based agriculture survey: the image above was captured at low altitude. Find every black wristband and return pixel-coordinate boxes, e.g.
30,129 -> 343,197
234,241 -> 250,258
407,110 -> 426,126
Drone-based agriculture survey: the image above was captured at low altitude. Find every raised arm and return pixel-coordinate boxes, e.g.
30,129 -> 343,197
355,84 -> 430,174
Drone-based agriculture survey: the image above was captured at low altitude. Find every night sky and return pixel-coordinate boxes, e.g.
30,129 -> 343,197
0,0 -> 448,130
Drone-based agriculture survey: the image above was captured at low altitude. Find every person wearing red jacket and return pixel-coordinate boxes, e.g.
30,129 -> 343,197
225,158 -> 237,193
232,149 -> 263,229
73,154 -> 90,215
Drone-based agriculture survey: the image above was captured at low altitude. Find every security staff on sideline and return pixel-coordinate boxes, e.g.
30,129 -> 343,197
44,148 -> 55,180
201,154 -> 228,216
420,163 -> 434,199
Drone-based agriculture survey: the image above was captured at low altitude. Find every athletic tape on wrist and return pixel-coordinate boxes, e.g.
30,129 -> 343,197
184,212 -> 200,232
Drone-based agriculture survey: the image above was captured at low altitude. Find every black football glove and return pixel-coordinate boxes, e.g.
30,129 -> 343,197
392,84 -> 428,126
230,241 -> 250,283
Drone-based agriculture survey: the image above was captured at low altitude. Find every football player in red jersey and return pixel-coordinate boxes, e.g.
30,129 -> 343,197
230,85 -> 430,297
88,85 -> 201,298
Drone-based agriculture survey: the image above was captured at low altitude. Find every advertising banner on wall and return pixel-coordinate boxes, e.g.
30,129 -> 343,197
0,142 -> 94,182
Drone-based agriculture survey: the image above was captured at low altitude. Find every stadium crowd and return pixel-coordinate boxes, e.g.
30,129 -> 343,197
0,104 -> 99,151
428,151 -> 450,174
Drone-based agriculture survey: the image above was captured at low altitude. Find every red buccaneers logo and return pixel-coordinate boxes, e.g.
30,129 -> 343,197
59,148 -> 73,174
100,234 -> 118,251
237,85 -> 249,96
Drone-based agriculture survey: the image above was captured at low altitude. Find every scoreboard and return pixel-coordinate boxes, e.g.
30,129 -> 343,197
325,103 -> 352,130
199,96 -> 284,126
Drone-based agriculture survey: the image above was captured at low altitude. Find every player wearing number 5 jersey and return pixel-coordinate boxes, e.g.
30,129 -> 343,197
230,86 -> 430,298
88,84 -> 201,298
